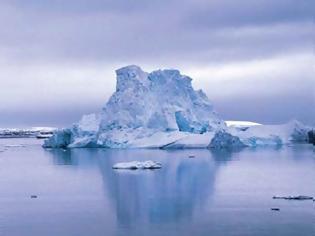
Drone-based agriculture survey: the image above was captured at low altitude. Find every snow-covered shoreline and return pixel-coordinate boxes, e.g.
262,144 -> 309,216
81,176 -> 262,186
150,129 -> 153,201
0,127 -> 56,138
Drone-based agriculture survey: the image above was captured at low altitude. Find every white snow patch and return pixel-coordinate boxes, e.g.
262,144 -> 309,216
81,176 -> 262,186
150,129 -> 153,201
162,132 -> 215,149
225,121 -> 262,128
129,131 -> 189,148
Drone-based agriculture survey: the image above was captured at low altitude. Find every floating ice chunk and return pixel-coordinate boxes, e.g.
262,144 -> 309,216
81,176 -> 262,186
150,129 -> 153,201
273,195 -> 314,200
208,131 -> 246,149
43,129 -> 72,148
112,160 -> 162,170
4,144 -> 26,148
36,134 -> 53,139
271,208 -> 280,211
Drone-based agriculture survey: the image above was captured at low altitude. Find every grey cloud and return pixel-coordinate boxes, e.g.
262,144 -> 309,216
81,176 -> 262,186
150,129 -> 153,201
183,0 -> 314,29
213,87 -> 315,126
0,0 -> 312,64
7,0 -> 163,14
0,0 -> 313,127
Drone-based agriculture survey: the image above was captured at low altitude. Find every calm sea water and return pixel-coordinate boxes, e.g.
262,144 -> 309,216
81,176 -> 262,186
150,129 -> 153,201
0,138 -> 314,236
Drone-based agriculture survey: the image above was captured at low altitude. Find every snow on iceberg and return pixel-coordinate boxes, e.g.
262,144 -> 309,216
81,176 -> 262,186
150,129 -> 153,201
225,120 -> 261,131
225,121 -> 262,128
112,160 -> 162,170
162,132 -> 215,149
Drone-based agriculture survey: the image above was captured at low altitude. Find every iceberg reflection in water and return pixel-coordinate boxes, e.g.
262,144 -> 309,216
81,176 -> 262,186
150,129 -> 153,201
0,139 -> 314,236
98,149 -> 219,228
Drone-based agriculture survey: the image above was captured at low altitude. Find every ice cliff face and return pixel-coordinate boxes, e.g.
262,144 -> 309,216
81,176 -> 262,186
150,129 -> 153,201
44,65 -> 224,148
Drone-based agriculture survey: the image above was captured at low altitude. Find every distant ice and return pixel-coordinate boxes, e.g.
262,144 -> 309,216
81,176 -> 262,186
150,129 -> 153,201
0,127 -> 56,138
4,144 -> 26,148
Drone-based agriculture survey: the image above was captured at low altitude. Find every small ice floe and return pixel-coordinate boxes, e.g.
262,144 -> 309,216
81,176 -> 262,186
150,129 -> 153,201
271,208 -> 280,211
273,195 -> 314,200
112,161 -> 162,170
4,144 -> 26,148
36,134 -> 53,139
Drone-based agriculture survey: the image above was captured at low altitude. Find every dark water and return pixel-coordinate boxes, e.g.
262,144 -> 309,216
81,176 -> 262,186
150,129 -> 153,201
0,138 -> 314,236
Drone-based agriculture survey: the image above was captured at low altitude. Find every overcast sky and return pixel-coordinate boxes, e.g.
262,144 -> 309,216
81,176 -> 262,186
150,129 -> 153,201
0,0 -> 314,127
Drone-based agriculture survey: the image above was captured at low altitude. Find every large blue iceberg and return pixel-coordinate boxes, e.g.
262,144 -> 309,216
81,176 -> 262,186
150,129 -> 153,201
43,65 -> 312,149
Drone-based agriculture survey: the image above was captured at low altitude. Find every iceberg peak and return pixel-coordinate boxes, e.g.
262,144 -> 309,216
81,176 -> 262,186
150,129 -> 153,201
115,65 -> 149,92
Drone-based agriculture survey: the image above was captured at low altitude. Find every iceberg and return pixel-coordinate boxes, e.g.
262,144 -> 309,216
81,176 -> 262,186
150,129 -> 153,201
44,65 -> 224,148
43,65 -> 313,149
